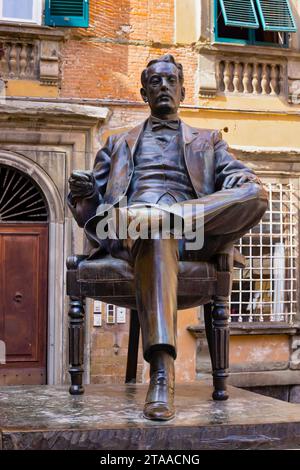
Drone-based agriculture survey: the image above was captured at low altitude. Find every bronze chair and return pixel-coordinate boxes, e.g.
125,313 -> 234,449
66,245 -> 245,400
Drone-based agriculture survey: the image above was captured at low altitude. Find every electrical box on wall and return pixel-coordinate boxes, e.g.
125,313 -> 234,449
93,313 -> 102,327
93,300 -> 102,313
106,304 -> 116,324
93,300 -> 102,327
116,307 -> 126,323
93,303 -> 127,325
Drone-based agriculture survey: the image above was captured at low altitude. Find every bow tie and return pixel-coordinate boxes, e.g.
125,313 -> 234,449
151,117 -> 180,131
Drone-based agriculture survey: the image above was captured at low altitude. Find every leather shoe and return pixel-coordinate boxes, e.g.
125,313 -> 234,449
143,351 -> 175,421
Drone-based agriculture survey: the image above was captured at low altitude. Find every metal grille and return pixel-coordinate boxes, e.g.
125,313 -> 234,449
0,165 -> 48,222
230,182 -> 299,323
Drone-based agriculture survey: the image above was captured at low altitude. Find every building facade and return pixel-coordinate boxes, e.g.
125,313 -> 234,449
0,0 -> 299,400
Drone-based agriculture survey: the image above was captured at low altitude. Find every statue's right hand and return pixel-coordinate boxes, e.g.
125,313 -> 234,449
68,170 -> 96,199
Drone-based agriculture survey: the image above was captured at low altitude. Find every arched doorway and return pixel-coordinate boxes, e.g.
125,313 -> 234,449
0,164 -> 49,385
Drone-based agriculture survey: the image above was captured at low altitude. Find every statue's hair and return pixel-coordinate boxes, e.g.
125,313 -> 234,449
141,54 -> 184,88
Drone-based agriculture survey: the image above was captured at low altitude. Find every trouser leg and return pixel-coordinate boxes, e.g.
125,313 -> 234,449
103,216 -> 179,421
132,238 -> 179,362
179,183 -> 268,260
203,183 -> 267,235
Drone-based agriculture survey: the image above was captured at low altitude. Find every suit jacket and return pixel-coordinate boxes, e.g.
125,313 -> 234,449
68,119 -> 258,256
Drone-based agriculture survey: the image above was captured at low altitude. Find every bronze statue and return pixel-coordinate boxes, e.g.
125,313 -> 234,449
68,54 -> 268,421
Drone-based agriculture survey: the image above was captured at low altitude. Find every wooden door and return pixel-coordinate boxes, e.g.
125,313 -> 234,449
0,224 -> 48,385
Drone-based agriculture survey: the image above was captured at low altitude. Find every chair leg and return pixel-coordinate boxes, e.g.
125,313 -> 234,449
125,309 -> 140,384
68,295 -> 85,395
211,296 -> 230,401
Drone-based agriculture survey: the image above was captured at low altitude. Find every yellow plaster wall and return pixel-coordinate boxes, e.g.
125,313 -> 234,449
230,335 -> 290,364
178,89 -> 300,148
176,308 -> 198,382
175,0 -> 200,44
6,80 -> 59,98
180,108 -> 300,148
204,95 -> 298,113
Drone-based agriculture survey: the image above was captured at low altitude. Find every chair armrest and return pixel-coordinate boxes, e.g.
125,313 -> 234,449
233,248 -> 246,269
213,245 -> 234,272
66,255 -> 88,297
66,255 -> 88,271
212,246 -> 234,297
213,246 -> 246,272
213,246 -> 245,298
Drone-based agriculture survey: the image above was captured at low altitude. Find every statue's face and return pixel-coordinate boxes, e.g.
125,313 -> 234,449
141,61 -> 185,117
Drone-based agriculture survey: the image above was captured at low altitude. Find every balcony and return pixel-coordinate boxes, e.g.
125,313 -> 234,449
0,23 -> 65,86
217,59 -> 284,96
0,40 -> 38,80
196,43 -> 300,103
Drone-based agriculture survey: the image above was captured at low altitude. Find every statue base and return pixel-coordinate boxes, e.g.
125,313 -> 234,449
0,380 -> 299,450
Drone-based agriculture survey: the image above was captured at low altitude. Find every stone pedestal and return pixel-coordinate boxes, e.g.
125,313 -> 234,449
0,381 -> 300,450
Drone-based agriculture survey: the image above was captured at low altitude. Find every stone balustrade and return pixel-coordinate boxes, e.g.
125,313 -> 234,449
0,25 -> 65,87
0,40 -> 38,80
217,59 -> 285,96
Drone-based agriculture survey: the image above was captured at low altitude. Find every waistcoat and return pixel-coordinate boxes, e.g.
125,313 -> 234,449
128,129 -> 196,206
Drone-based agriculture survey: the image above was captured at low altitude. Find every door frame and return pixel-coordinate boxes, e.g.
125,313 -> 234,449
0,151 -> 65,385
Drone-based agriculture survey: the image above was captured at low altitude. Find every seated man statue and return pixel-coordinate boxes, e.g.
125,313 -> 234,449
68,54 -> 268,421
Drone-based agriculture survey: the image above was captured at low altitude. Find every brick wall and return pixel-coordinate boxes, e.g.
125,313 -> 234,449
60,0 -> 198,105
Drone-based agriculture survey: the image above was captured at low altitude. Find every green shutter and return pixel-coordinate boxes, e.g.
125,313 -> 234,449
45,0 -> 89,27
255,0 -> 297,32
219,0 -> 259,28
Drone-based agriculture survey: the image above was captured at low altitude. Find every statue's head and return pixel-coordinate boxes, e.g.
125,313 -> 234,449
140,54 -> 185,117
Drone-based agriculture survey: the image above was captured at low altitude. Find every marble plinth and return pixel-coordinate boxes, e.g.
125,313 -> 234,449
0,381 -> 300,450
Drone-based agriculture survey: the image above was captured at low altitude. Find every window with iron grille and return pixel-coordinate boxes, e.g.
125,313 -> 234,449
230,181 -> 299,324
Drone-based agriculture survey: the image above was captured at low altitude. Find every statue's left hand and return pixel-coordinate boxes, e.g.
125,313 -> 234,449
222,173 -> 260,189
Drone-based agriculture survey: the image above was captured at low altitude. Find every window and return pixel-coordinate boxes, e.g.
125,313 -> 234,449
215,0 -> 297,47
0,0 -> 42,25
230,181 -> 299,324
